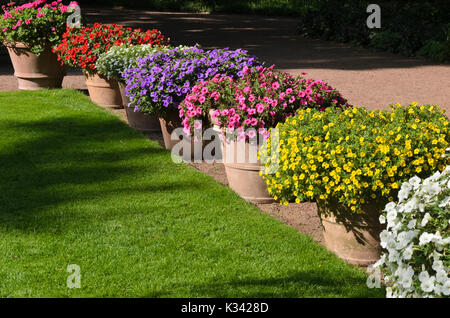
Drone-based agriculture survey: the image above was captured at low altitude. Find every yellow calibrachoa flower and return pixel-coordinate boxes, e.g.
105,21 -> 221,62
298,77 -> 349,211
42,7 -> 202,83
259,103 -> 450,213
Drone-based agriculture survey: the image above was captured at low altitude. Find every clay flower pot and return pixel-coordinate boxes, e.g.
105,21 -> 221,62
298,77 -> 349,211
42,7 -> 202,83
222,139 -> 274,204
5,42 -> 66,90
316,199 -> 385,266
160,109 -> 218,162
84,73 -> 122,109
159,110 -> 184,151
119,82 -> 160,132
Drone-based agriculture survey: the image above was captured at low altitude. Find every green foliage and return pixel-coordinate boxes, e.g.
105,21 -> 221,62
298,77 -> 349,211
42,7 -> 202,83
297,1 -> 450,62
418,37 -> 450,63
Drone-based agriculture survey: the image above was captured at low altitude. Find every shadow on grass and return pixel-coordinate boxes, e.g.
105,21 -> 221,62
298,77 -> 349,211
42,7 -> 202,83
0,114 -> 194,231
147,270 -> 383,298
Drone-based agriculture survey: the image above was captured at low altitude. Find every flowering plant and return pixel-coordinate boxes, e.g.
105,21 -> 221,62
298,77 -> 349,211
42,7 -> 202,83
95,44 -> 186,83
179,66 -> 349,139
122,46 -> 260,117
375,162 -> 450,298
261,104 -> 450,210
53,23 -> 167,75
0,0 -> 77,55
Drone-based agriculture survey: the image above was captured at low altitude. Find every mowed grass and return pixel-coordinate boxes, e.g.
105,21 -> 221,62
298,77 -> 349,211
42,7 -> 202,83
0,90 -> 384,298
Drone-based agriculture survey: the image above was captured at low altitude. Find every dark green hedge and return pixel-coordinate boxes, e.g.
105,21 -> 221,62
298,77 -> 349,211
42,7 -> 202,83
297,0 -> 450,62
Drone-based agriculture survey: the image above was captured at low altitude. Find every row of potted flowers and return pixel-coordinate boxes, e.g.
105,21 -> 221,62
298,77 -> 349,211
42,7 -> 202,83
2,1 -> 449,295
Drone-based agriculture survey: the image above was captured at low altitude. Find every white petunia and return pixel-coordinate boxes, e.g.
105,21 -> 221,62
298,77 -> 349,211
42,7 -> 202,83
407,219 -> 417,229
402,246 -> 413,260
419,271 -> 430,282
398,186 -> 411,202
442,280 -> 450,296
436,270 -> 447,283
387,210 -> 398,223
421,213 -> 432,227
419,232 -> 434,246
401,197 -> 417,213
420,276 -> 435,293
409,176 -> 422,189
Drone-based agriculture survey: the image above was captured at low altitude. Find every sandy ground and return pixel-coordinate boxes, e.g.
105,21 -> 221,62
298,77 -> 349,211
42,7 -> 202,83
1,6 -> 449,247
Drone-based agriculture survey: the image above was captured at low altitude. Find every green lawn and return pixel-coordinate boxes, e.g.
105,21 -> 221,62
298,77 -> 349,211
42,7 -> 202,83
0,90 -> 384,297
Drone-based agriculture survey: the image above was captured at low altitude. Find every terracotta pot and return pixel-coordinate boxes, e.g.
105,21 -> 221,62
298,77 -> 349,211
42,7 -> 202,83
316,199 -> 385,266
208,109 -> 223,161
84,73 -> 122,108
160,109 -> 221,162
222,139 -> 274,204
119,82 -> 161,132
5,42 -> 65,90
159,110 -> 184,151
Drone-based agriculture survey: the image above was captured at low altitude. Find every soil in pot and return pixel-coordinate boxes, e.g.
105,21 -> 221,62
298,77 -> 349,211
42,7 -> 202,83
316,199 -> 385,266
5,42 -> 66,90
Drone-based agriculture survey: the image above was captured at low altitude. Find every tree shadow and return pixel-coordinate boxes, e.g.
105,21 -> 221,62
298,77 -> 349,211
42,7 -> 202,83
0,115 -> 197,232
145,269 -> 383,298
79,6 -> 442,71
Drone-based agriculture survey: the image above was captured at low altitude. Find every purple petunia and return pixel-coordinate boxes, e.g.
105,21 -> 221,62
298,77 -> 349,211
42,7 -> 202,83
122,46 -> 261,117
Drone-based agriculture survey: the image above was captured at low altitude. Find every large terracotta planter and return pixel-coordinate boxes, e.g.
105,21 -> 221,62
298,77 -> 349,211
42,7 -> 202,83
84,73 -> 122,108
160,110 -> 220,162
316,199 -> 385,266
5,42 -> 65,90
119,82 -> 160,132
222,139 -> 274,204
159,110 -> 184,151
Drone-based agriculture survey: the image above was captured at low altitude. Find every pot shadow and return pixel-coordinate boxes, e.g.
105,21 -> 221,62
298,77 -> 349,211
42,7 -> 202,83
316,199 -> 386,246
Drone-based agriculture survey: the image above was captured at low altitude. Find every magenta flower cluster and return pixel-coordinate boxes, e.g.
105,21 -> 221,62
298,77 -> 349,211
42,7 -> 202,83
179,65 -> 350,140
1,0 -> 78,54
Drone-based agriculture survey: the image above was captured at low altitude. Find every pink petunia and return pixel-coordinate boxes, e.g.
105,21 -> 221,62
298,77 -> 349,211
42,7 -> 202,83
247,129 -> 257,139
193,121 -> 202,130
256,104 -> 265,113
